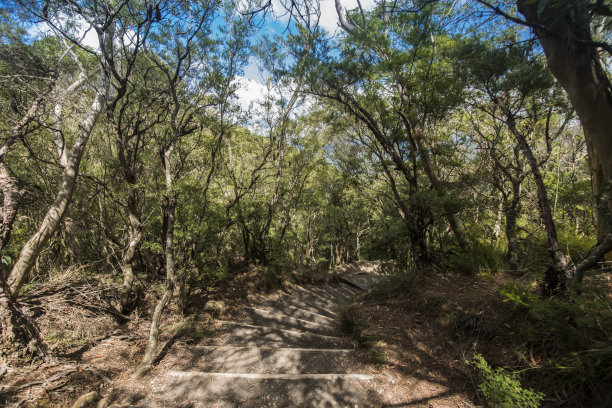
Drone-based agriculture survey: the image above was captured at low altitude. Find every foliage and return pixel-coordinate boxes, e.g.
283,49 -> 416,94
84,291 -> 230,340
439,240 -> 507,276
0,0 -> 608,403
471,353 -> 545,408
501,282 -> 612,401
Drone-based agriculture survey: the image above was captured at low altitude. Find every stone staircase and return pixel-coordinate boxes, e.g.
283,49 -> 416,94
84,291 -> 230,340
126,270 -> 384,407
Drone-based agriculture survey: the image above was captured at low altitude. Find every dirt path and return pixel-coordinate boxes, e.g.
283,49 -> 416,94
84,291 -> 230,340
106,266 -> 385,407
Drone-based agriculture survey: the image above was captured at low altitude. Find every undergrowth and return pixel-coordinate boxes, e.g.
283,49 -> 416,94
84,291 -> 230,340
501,282 -> 612,404
471,353 -> 545,408
338,303 -> 387,365
356,261 -> 611,407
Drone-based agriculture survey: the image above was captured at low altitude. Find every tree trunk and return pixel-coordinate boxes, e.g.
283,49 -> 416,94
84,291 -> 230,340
133,146 -> 176,378
0,166 -> 26,254
53,102 -> 81,263
518,0 -> 612,260
507,116 -> 575,294
0,283 -> 47,364
505,205 -> 519,271
412,126 -> 467,248
398,112 -> 468,249
117,187 -> 143,314
492,198 -> 503,242
7,79 -> 107,294
0,79 -> 57,257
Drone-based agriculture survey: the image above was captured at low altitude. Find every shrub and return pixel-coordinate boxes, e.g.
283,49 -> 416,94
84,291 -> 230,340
471,353 -> 545,408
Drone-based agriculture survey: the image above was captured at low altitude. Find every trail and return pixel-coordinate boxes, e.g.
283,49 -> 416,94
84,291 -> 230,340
114,265 -> 385,407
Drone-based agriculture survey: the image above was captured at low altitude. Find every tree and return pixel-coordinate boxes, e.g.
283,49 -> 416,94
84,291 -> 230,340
458,36 -> 576,292
0,0 -> 117,361
474,0 -> 612,286
133,0 -> 225,377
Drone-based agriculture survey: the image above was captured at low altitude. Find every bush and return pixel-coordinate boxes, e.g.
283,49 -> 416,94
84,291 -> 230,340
471,353 -> 545,408
439,240 -> 506,276
500,282 -> 612,404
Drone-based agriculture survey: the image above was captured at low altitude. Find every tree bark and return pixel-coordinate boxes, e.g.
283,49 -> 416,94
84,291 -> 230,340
398,112 -> 468,249
7,79 -> 107,294
0,80 -> 57,257
133,146 -> 176,379
116,186 -> 143,314
53,103 -> 81,263
412,124 -> 467,248
0,166 -> 26,254
518,0 -> 612,259
505,201 -> 519,271
507,115 -> 575,294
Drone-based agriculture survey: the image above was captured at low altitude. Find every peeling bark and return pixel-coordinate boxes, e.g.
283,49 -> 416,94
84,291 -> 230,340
0,166 -> 26,254
116,187 -> 143,314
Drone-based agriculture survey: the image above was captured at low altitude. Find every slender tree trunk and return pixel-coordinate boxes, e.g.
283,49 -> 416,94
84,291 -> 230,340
0,79 -> 57,256
0,166 -> 26,254
492,198 -> 503,242
260,83 -> 301,264
507,116 -> 575,293
505,204 -> 519,271
7,75 -> 108,294
398,112 -> 468,249
133,146 -> 176,378
378,147 -> 429,265
413,126 -> 467,248
53,103 -> 80,262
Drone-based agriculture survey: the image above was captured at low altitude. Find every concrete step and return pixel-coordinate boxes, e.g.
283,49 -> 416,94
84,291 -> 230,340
281,289 -> 340,316
271,292 -> 339,318
210,320 -> 347,348
163,346 -> 356,374
318,284 -> 355,302
338,281 -> 362,294
291,284 -> 341,304
253,301 -> 337,326
341,272 -> 385,290
235,306 -> 336,335
151,371 -> 375,408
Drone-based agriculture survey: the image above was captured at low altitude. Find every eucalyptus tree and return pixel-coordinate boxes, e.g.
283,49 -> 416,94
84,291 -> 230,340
515,0 -> 612,284
470,113 -> 528,270
474,0 -> 612,285
298,1 -> 471,263
333,0 -> 469,249
106,47 -> 167,314
514,0 -> 612,248
0,0 -> 124,362
182,14 -> 251,272
458,37 -> 576,292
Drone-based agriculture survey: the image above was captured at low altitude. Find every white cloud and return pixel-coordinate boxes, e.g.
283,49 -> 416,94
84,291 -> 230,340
234,76 -> 269,112
271,0 -> 377,34
26,16 -> 100,50
242,57 -> 264,83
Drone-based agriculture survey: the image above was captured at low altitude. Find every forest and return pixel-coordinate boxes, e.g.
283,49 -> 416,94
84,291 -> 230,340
0,0 -> 610,407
